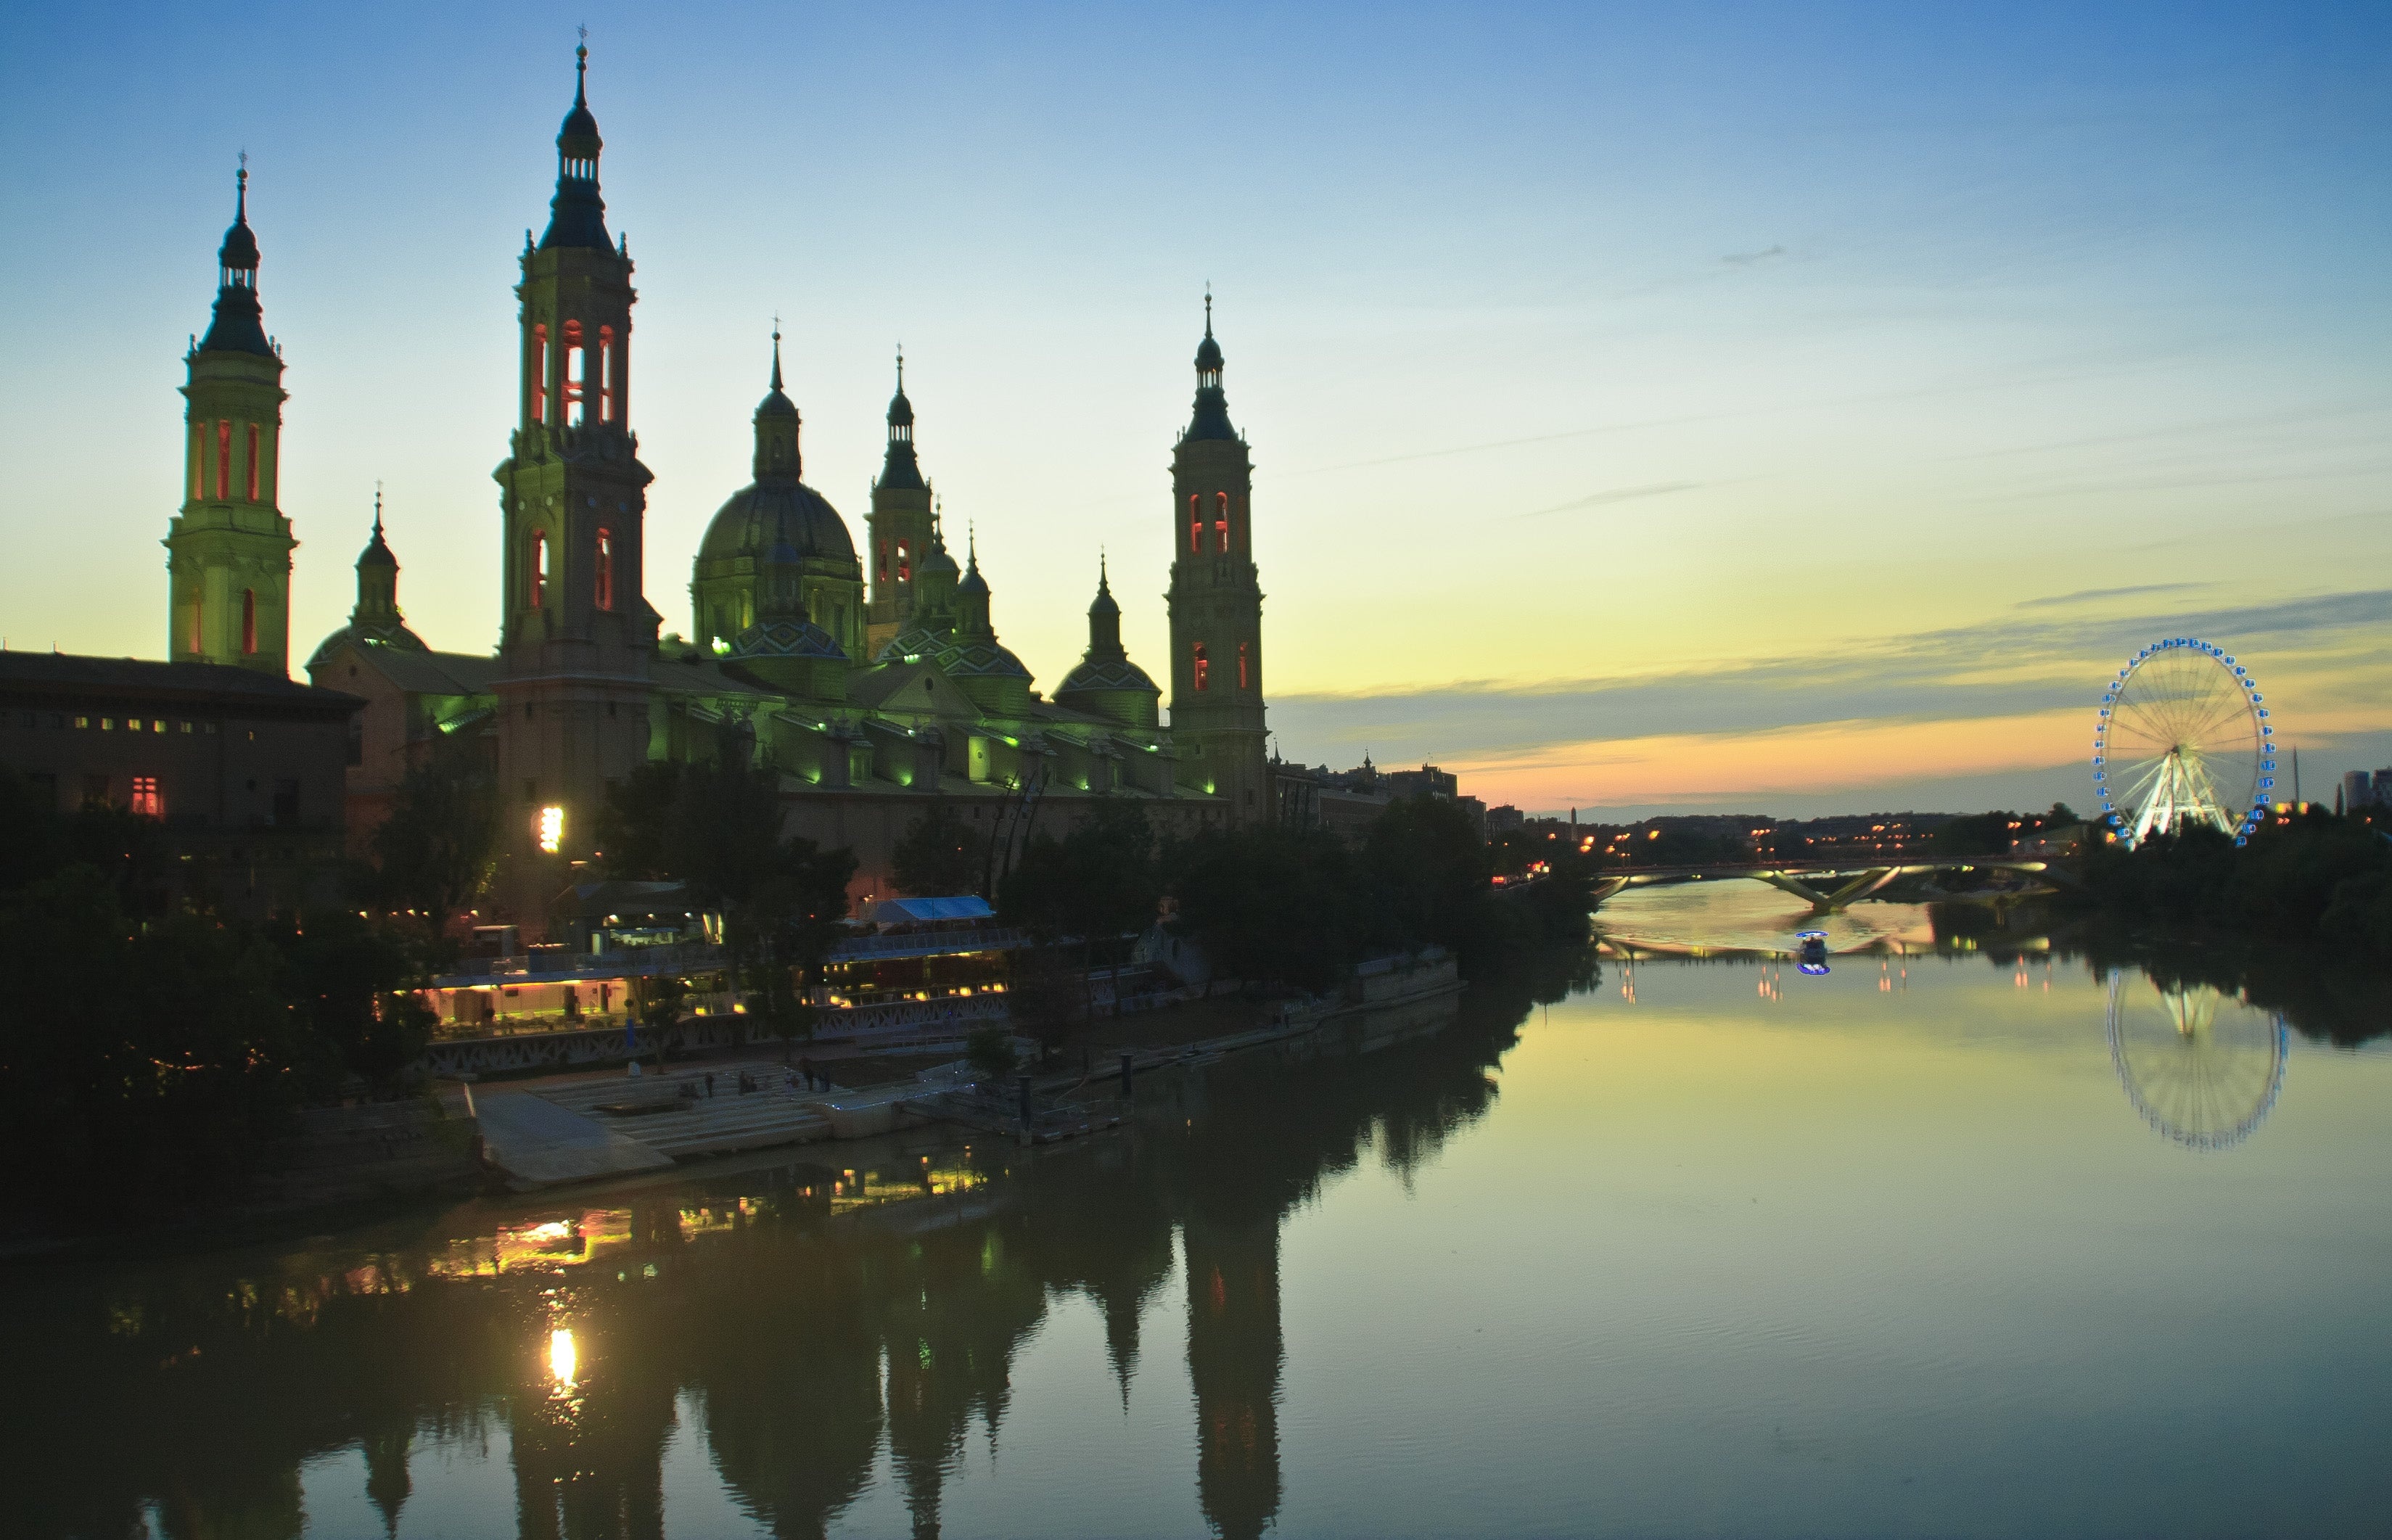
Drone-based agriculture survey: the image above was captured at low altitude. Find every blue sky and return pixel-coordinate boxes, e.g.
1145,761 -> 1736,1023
3,2 -> 2386,814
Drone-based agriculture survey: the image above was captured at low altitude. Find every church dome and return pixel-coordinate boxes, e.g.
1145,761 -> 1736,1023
699,481 -> 855,566
218,211 -> 260,273
936,635 -> 1032,682
874,625 -> 951,664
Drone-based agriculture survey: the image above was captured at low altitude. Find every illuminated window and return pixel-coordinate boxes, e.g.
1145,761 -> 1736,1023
897,540 -> 911,583
241,588 -> 257,655
530,531 -> 548,608
598,324 -> 616,421
563,321 -> 586,425
189,423 -> 203,500
536,804 -> 565,854
1215,491 -> 1230,552
130,776 -> 162,819
189,595 -> 202,655
1238,641 -> 1249,690
594,527 -> 614,610
530,324 -> 548,422
1193,642 -> 1209,691
216,419 -> 231,498
1189,494 -> 1201,554
246,422 -> 260,501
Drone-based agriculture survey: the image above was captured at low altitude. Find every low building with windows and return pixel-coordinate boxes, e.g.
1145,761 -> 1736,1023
0,651 -> 357,913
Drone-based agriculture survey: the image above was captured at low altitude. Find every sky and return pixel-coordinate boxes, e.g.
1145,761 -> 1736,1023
2,1 -> 2386,818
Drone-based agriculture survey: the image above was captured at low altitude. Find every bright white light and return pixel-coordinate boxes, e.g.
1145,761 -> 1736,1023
537,804 -> 564,854
548,1327 -> 577,1387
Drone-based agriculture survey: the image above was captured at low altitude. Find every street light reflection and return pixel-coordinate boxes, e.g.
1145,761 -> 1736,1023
548,1327 -> 578,1388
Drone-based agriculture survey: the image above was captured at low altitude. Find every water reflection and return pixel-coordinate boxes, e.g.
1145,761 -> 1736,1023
8,960 -> 1567,1540
2106,976 -> 2288,1150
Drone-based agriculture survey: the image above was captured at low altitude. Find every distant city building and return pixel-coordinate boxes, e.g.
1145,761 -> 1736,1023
1486,804 -> 1524,834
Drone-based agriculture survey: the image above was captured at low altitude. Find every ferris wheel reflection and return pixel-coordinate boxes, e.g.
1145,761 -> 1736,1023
2106,974 -> 2287,1151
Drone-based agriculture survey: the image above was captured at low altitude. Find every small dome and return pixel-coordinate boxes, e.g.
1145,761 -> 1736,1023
560,101 -> 600,146
957,560 -> 989,598
1195,332 -> 1222,372
218,215 -> 260,273
920,535 -> 958,575
559,46 -> 601,149
729,617 -> 846,663
888,387 -> 914,428
699,481 -> 855,565
874,625 -> 952,664
356,530 -> 398,569
757,386 -> 799,421
937,635 -> 1032,681
1058,656 -> 1158,696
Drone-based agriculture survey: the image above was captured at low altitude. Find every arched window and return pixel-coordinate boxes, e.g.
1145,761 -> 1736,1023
563,321 -> 586,425
189,424 -> 203,500
1193,642 -> 1209,691
598,325 -> 617,422
240,588 -> 257,655
1238,641 -> 1250,690
245,423 -> 260,501
530,530 -> 548,609
190,594 -> 203,655
877,538 -> 889,582
1188,494 -> 1201,555
593,527 -> 615,610
530,324 -> 548,423
1215,491 -> 1230,553
215,420 -> 231,499
897,540 -> 911,583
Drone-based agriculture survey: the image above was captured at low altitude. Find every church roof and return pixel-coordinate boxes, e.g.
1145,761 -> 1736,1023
873,625 -> 953,665
316,643 -> 498,697
0,653 -> 358,715
934,635 -> 1032,681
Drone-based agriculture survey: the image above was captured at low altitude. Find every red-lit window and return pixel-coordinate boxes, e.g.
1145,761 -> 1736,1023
1238,641 -> 1250,690
1193,642 -> 1209,691
530,531 -> 548,609
1188,494 -> 1201,554
598,324 -> 616,422
594,527 -> 615,610
897,540 -> 911,583
216,420 -> 231,499
246,422 -> 260,501
241,588 -> 257,655
189,595 -> 203,655
531,324 -> 548,422
130,776 -> 162,819
563,321 -> 586,425
1215,491 -> 1230,552
189,424 -> 203,500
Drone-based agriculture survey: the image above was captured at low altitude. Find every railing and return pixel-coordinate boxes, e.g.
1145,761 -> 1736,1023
429,927 -> 1029,989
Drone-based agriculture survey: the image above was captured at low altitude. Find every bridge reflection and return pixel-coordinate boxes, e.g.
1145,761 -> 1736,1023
9,958 -> 1573,1540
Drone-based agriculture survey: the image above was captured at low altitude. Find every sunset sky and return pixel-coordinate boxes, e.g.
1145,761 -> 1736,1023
4,2 -> 2385,816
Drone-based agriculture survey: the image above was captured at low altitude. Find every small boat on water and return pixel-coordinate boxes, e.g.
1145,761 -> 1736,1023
1795,929 -> 1831,975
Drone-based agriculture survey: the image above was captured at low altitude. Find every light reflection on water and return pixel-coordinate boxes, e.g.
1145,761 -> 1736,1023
19,925 -> 2392,1539
1594,878 -> 1944,954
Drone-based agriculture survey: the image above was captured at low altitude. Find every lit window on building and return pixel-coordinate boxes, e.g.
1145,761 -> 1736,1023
1216,491 -> 1230,551
216,419 -> 231,498
1238,641 -> 1249,690
537,804 -> 565,854
531,324 -> 548,422
531,531 -> 548,609
594,527 -> 615,610
1193,642 -> 1209,691
130,776 -> 162,819
242,588 -> 257,654
563,320 -> 586,425
246,422 -> 260,501
599,324 -> 617,421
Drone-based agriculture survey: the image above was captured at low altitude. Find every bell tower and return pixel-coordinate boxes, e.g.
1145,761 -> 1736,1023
166,162 -> 296,675
490,42 -> 659,921
1166,295 -> 1268,820
863,350 -> 934,658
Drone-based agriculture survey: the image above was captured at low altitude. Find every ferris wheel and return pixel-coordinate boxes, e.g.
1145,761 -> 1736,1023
2106,973 -> 2286,1150
2092,638 -> 2274,846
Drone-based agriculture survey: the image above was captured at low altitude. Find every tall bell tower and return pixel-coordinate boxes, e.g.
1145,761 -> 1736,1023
1166,297 -> 1268,820
166,164 -> 296,675
491,42 -> 659,918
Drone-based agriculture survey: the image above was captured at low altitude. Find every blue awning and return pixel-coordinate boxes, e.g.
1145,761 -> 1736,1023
875,896 -> 995,923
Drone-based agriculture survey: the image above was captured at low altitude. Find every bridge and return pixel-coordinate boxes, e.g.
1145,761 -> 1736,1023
1586,857 -> 2070,914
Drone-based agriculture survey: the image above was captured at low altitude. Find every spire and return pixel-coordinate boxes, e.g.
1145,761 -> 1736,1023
879,345 -> 925,490
1185,288 -> 1234,442
199,159 -> 271,356
354,486 -> 403,629
1086,553 -> 1123,654
752,324 -> 801,478
540,34 -> 612,250
955,524 -> 992,638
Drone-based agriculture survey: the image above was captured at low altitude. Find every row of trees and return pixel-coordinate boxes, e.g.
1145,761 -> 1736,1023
2070,808 -> 2392,957
0,769 -> 436,1228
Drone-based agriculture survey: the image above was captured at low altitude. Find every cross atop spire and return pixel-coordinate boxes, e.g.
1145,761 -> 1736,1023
770,316 -> 784,391
373,480 -> 384,538
1204,282 -> 1213,337
576,25 -> 590,103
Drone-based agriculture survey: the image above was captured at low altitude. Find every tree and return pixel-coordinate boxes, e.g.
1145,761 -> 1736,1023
265,910 -> 436,1095
964,1025 -> 1017,1084
892,802 -> 985,897
1363,794 -> 1492,955
368,741 -> 498,936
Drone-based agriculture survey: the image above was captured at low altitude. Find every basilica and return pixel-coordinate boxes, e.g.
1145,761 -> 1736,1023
165,48 -> 1310,934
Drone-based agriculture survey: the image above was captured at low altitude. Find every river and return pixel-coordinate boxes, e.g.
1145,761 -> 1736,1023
7,888 -> 2388,1538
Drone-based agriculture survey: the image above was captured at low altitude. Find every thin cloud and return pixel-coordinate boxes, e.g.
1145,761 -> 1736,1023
1722,245 -> 1786,266
2015,582 -> 2206,610
1511,482 -> 1706,520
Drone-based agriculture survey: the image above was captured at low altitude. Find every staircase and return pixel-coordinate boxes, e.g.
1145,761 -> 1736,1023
530,1061 -> 832,1161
